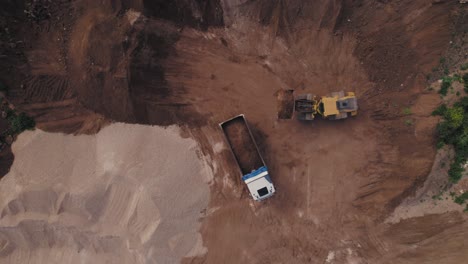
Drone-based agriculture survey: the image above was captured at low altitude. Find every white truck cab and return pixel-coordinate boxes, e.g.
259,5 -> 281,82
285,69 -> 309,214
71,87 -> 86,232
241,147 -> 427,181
243,166 -> 275,201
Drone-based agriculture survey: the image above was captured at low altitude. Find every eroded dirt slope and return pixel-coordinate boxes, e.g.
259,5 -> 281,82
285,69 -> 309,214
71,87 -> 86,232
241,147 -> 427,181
0,0 -> 467,263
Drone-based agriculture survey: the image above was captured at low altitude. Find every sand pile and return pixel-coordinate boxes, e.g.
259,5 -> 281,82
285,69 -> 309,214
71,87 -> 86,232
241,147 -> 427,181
0,123 -> 212,263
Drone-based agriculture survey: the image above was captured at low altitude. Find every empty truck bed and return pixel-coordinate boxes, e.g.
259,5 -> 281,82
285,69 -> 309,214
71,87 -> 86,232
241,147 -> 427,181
221,116 -> 264,175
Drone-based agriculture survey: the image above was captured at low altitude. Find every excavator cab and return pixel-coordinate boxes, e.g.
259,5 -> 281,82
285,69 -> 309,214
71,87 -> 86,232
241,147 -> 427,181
320,91 -> 358,120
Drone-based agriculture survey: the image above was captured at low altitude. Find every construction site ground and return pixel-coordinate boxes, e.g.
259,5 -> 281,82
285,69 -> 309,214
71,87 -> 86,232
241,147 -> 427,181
0,0 -> 467,263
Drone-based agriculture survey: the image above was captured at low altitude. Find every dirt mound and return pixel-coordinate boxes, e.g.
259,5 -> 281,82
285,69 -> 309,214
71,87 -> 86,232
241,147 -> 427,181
0,124 -> 212,263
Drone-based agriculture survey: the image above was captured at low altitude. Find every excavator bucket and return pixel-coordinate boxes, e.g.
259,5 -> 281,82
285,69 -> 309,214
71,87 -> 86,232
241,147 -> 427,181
276,89 -> 295,119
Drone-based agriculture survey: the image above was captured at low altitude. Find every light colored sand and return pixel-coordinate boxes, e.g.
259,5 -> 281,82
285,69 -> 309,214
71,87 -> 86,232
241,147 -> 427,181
0,123 -> 212,264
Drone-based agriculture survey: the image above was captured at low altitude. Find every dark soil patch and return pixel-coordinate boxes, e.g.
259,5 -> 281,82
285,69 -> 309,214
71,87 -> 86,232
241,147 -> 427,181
277,89 -> 294,119
0,144 -> 13,177
142,0 -> 224,29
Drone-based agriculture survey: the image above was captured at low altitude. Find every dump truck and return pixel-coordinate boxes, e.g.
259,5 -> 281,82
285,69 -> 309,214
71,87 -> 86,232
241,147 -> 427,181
220,114 -> 276,201
277,90 -> 358,120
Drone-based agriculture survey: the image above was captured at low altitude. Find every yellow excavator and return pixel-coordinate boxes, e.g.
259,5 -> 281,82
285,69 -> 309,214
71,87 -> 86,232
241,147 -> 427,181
277,90 -> 358,120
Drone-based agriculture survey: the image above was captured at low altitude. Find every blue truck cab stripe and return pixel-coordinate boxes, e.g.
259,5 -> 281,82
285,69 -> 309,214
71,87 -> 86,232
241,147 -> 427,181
242,166 -> 268,181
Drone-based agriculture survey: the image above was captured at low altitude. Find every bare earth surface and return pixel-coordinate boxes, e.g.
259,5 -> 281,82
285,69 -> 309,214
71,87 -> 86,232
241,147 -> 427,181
0,0 -> 467,263
0,124 -> 212,263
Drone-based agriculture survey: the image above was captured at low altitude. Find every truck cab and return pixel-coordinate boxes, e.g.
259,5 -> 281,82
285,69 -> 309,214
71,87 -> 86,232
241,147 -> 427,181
242,166 -> 275,201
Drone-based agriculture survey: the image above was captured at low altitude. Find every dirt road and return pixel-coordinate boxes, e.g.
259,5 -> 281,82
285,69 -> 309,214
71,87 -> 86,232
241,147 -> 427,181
0,0 -> 467,263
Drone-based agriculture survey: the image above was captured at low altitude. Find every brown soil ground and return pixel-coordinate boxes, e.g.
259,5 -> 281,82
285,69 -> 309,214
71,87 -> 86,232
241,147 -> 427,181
0,0 -> 467,263
277,89 -> 295,119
